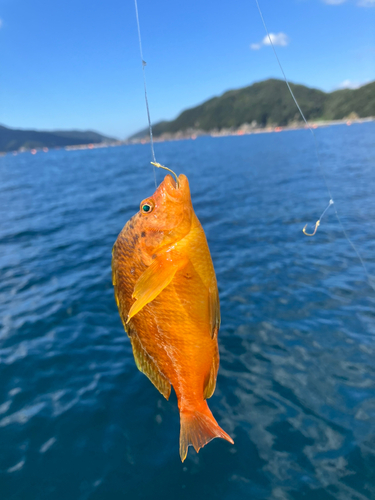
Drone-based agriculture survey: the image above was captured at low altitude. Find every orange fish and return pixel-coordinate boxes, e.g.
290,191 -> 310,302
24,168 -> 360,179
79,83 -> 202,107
112,172 -> 233,461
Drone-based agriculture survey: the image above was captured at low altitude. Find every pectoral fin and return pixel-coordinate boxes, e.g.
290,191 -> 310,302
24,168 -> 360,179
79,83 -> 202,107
127,254 -> 187,322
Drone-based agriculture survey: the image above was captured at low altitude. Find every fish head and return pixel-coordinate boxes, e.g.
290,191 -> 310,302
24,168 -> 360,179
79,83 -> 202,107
137,174 -> 193,252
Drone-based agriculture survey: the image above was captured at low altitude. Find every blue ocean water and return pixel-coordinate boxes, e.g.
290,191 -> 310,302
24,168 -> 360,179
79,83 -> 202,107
0,122 -> 375,500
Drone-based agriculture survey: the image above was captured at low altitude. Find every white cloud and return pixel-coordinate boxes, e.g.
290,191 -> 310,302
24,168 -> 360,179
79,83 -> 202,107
322,0 -> 347,4
322,0 -> 375,5
337,79 -> 367,89
264,33 -> 289,46
250,32 -> 289,51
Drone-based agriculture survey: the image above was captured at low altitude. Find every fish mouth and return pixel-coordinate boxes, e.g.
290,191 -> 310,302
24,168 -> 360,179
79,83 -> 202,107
162,173 -> 189,203
164,174 -> 186,192
164,174 -> 178,191
163,175 -> 180,203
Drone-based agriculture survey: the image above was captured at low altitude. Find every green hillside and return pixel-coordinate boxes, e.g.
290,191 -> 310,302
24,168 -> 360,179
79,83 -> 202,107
130,79 -> 375,138
0,126 -> 116,153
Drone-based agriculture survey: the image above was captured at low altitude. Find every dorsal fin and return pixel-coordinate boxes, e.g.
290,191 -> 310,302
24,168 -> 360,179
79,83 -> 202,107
130,335 -> 171,400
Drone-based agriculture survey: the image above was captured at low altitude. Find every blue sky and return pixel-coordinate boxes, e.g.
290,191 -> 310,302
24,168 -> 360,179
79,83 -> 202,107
0,0 -> 374,138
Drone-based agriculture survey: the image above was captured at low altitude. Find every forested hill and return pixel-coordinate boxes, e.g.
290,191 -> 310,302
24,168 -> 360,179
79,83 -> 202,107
0,126 -> 116,153
130,79 -> 375,138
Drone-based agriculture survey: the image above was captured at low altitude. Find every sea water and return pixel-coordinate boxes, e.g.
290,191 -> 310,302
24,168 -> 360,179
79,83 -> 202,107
0,122 -> 374,499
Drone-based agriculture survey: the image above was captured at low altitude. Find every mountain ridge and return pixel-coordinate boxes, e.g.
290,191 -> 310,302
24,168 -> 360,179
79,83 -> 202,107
0,125 -> 116,153
130,78 -> 375,139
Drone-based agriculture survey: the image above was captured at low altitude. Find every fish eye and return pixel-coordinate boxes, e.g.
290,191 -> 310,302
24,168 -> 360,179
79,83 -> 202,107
140,200 -> 154,214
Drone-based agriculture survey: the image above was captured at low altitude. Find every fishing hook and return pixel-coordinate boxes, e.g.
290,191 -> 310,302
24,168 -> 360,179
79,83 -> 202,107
303,220 -> 320,236
151,162 -> 180,188
302,200 -> 334,237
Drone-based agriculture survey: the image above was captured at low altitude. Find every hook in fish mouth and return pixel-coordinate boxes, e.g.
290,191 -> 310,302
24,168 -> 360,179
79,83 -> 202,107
151,162 -> 179,189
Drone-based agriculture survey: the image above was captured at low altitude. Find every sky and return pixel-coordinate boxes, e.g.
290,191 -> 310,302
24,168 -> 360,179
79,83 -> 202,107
0,0 -> 374,139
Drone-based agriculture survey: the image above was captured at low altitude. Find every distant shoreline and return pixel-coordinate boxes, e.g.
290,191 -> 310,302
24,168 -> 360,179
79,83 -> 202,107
0,141 -> 123,156
128,78 -> 375,142
1,117 -> 373,156
126,117 -> 375,145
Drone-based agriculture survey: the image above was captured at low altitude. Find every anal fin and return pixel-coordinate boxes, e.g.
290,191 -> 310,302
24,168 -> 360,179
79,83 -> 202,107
208,285 -> 220,339
203,347 -> 219,399
130,335 -> 171,400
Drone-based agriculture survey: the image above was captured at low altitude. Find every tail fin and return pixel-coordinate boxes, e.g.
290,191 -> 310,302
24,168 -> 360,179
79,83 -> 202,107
179,401 -> 234,462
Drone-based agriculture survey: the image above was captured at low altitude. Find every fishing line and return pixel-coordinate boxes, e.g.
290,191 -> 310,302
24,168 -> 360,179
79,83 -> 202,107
134,0 -> 157,187
254,0 -> 375,291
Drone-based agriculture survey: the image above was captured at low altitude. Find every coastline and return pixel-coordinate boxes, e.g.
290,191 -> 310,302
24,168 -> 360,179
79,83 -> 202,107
1,117 -> 373,156
126,117 -> 375,145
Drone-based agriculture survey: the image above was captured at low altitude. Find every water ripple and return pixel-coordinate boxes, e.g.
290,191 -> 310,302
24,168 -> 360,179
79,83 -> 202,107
0,124 -> 374,499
